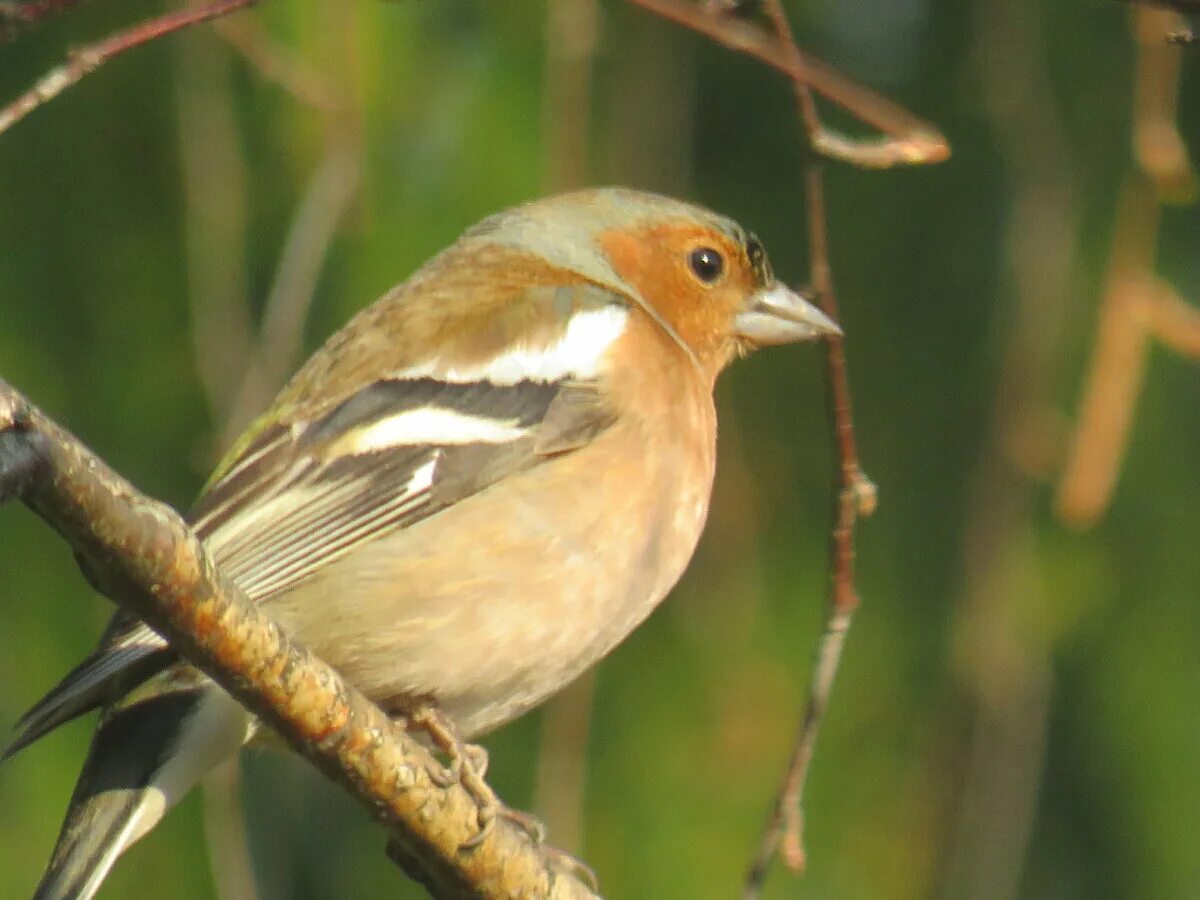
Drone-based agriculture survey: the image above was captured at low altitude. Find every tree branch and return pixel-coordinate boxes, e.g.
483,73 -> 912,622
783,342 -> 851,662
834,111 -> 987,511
623,0 -> 949,167
0,378 -> 596,900
0,0 -> 259,136
617,0 -> 945,891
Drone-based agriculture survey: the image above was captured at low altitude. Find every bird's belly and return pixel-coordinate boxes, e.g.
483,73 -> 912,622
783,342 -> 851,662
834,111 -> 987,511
267,440 -> 712,738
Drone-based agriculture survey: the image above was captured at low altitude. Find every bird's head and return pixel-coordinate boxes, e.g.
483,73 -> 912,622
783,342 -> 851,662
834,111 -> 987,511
463,187 -> 841,380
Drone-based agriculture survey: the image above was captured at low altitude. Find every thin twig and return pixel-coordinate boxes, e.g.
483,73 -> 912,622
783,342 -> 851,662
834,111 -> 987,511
1147,283 -> 1200,356
623,0 -> 949,167
620,0 -> 930,890
736,1 -> 875,892
0,0 -> 258,136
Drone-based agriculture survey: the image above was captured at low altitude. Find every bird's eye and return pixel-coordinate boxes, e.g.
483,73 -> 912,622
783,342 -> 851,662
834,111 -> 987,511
688,247 -> 725,284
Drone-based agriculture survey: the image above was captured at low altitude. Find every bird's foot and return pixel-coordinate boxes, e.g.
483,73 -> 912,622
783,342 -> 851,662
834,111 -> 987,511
405,705 -> 510,848
541,844 -> 599,891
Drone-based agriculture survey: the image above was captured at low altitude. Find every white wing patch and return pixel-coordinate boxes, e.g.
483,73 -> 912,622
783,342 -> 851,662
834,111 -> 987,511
325,408 -> 529,457
405,455 -> 439,494
400,305 -> 628,385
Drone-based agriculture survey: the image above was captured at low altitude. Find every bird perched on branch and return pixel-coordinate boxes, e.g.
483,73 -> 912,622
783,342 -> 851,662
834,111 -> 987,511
6,188 -> 839,899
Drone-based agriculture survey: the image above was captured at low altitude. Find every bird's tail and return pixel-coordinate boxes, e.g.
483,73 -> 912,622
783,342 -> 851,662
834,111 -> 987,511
33,684 -> 251,900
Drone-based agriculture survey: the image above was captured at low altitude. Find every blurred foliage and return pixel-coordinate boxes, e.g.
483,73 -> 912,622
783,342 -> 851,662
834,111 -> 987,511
1,1 -> 1199,898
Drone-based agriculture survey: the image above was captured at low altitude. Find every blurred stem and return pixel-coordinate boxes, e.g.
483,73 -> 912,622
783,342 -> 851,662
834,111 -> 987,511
223,132 -> 362,444
1055,6 -> 1196,527
533,0 -> 599,856
215,15 -> 346,113
603,8 -> 697,193
176,23 -> 253,424
1055,183 -> 1158,527
533,677 -> 595,855
939,0 -> 1079,896
204,759 -> 258,900
542,0 -> 598,191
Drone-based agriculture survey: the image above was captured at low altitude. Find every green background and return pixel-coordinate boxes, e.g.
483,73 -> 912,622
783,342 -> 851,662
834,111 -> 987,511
1,1 -> 1198,897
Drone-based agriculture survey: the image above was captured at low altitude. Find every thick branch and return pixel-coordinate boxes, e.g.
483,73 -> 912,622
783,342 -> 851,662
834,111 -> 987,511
0,378 -> 595,900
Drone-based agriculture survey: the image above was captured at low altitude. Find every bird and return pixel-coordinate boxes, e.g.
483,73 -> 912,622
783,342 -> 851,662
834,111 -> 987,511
5,187 -> 840,899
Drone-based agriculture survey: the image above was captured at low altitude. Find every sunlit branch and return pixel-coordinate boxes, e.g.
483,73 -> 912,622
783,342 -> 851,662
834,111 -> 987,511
0,380 -> 597,900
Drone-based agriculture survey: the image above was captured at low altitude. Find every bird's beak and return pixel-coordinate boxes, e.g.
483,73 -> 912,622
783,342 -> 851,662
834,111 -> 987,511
733,284 -> 842,346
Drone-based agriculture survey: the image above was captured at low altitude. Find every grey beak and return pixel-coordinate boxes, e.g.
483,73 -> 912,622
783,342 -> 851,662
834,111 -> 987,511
733,283 -> 842,346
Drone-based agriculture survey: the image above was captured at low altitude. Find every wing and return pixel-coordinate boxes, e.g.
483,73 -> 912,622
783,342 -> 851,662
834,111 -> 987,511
5,373 -> 615,757
6,275 -> 628,757
191,375 -> 613,601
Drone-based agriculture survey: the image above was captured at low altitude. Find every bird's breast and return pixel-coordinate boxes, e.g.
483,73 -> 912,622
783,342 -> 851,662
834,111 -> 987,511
269,407 -> 716,739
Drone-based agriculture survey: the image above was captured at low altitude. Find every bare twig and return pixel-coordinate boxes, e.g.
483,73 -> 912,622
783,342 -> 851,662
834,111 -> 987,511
0,379 -> 597,900
0,0 -> 258,136
618,0 -> 942,890
738,1 -> 877,892
743,605 -> 853,894
623,0 -> 949,167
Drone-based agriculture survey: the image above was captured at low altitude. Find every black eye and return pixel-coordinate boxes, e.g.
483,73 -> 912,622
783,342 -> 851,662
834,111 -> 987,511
688,247 -> 725,283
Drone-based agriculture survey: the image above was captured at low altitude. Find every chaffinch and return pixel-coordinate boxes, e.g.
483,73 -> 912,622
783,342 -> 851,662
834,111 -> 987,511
7,187 -> 839,899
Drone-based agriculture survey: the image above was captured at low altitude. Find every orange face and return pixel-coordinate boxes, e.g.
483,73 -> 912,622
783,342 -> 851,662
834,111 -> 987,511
597,222 -> 771,376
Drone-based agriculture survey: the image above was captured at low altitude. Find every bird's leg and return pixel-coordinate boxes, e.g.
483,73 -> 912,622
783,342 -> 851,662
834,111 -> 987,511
406,706 -> 487,786
403,704 -> 549,849
405,705 -> 501,846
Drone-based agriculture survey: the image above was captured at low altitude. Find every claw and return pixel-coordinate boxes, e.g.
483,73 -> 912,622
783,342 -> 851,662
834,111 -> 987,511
404,705 -> 500,846
500,806 -> 547,845
542,845 -> 600,892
